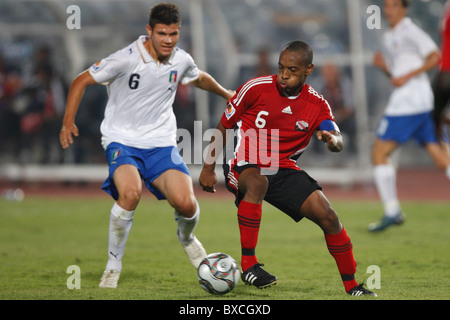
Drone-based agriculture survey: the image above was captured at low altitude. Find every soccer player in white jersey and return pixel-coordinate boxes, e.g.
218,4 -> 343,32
59,3 -> 234,288
370,0 -> 450,232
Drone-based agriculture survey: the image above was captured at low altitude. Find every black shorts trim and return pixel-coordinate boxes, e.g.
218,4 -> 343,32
223,164 -> 321,222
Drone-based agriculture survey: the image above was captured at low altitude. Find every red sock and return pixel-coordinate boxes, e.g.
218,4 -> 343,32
237,200 -> 262,271
325,227 -> 358,292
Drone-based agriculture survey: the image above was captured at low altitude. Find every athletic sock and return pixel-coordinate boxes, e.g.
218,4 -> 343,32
446,165 -> 450,180
374,164 -> 401,217
106,202 -> 134,272
237,200 -> 262,271
175,200 -> 200,245
325,227 -> 358,292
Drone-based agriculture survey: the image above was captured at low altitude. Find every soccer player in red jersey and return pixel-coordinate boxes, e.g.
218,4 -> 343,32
199,40 -> 376,296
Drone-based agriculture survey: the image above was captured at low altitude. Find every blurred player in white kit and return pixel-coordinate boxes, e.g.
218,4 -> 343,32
370,0 -> 450,232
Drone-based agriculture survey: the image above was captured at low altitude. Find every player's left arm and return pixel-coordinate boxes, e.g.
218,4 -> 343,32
316,120 -> 343,152
190,70 -> 235,100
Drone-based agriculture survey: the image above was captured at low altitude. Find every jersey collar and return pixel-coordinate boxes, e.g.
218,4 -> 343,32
390,17 -> 410,33
136,35 -> 175,65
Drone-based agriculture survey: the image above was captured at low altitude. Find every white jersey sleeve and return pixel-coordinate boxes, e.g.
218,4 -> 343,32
179,53 -> 200,85
410,24 -> 438,58
88,49 -> 131,85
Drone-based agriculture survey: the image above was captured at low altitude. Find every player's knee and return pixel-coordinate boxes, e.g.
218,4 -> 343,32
426,143 -> 450,170
118,189 -> 141,210
371,148 -> 385,165
241,173 -> 268,201
437,161 -> 449,171
433,155 -> 450,171
372,140 -> 397,165
370,148 -> 377,162
172,194 -> 197,217
319,208 -> 341,234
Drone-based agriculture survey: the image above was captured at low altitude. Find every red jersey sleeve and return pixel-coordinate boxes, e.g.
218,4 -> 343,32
305,85 -> 336,131
318,98 -> 335,124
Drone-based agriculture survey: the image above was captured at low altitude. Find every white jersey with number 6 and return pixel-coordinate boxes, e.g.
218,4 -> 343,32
89,35 -> 200,149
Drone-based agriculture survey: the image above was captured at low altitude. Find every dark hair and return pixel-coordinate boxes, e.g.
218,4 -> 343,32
148,3 -> 181,29
401,0 -> 410,8
283,40 -> 313,66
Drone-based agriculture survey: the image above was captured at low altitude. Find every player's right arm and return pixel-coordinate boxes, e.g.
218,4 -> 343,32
199,121 -> 228,193
59,70 -> 97,149
373,51 -> 391,78
199,81 -> 254,193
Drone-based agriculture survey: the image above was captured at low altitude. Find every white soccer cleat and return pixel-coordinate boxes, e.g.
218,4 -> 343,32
99,269 -> 121,288
181,235 -> 207,269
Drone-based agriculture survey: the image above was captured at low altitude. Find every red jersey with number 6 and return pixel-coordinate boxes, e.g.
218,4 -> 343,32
221,75 -> 336,172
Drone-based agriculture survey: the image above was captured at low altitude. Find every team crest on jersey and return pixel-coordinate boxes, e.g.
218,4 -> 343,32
169,70 -> 178,83
295,119 -> 310,132
225,102 -> 236,120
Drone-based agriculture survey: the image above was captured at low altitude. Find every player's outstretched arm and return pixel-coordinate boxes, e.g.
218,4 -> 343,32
316,130 -> 343,153
59,70 -> 97,149
190,70 -> 235,101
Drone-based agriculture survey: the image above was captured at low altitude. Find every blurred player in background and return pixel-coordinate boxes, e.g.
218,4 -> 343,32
59,3 -> 233,288
370,0 -> 450,232
433,0 -> 450,139
199,41 -> 376,296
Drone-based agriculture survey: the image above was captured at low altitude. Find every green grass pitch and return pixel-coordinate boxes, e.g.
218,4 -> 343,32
0,194 -> 449,300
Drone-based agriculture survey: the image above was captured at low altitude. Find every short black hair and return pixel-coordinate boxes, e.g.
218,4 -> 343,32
401,0 -> 410,8
149,3 -> 181,29
282,40 -> 313,66
387,0 -> 410,8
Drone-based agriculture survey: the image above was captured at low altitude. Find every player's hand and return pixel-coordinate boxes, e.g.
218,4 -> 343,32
59,123 -> 79,149
373,51 -> 392,77
391,74 -> 410,87
199,166 -> 217,193
316,130 -> 342,152
316,130 -> 335,144
373,52 -> 386,69
226,89 -> 236,100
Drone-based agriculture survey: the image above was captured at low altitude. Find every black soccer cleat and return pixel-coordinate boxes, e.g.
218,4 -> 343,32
241,263 -> 278,289
347,283 -> 378,297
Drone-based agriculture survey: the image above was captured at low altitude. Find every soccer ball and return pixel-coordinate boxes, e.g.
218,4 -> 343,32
197,252 -> 240,295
